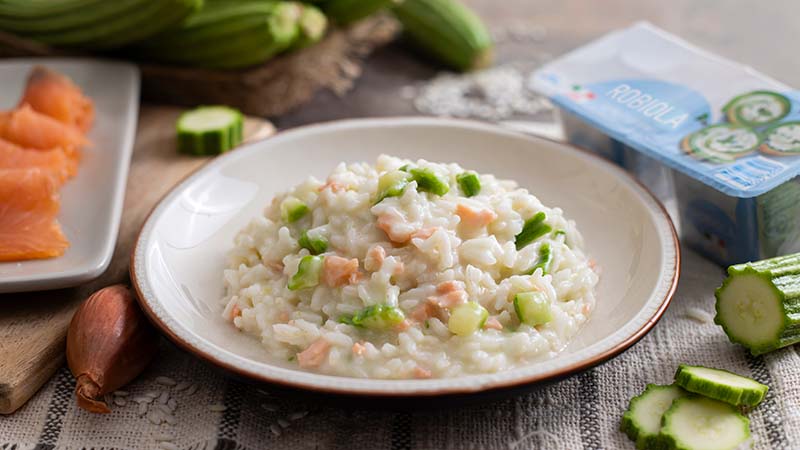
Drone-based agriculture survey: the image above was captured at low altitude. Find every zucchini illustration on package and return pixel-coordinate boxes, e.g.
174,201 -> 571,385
681,124 -> 761,163
759,121 -> 800,156
723,90 -> 791,127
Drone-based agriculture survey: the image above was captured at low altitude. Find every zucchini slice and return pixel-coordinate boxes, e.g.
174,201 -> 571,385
514,212 -> 551,250
714,252 -> 800,355
659,396 -> 750,450
620,384 -> 686,450
674,365 -> 768,407
456,171 -> 481,197
288,255 -> 323,291
513,291 -> 552,326
448,301 -> 488,336
176,106 -> 244,155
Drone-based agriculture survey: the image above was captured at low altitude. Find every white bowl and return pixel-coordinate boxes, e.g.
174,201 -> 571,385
132,117 -> 679,398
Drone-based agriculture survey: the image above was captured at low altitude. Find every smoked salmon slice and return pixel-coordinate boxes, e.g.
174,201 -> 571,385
0,168 -> 68,261
0,137 -> 76,185
0,105 -> 86,160
18,66 -> 95,133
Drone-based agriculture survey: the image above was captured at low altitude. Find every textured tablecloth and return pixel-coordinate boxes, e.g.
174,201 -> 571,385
2,246 -> 799,450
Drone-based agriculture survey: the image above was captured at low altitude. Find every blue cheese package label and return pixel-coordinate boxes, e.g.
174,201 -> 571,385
532,22 -> 800,265
532,22 -> 800,198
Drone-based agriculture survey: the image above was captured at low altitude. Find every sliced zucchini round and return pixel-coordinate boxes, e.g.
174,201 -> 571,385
660,396 -> 750,450
714,253 -> 800,355
681,124 -> 760,163
620,384 -> 686,450
674,364 -> 768,407
176,106 -> 244,155
759,121 -> 800,156
723,90 -> 791,127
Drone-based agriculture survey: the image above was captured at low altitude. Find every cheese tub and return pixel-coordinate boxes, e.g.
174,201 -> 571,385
533,22 -> 800,266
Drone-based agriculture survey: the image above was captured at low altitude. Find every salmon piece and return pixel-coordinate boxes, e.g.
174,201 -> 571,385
376,210 -> 414,244
0,137 -> 76,185
364,244 -> 386,271
411,302 -> 435,322
322,255 -> 360,287
0,168 -> 68,261
229,305 -> 242,320
0,105 -> 87,159
318,179 -> 346,193
18,66 -> 95,133
456,204 -> 497,228
428,281 -> 468,309
394,319 -> 411,332
297,338 -> 331,368
429,290 -> 467,308
436,280 -> 464,294
413,366 -> 432,379
352,342 -> 367,356
484,317 -> 503,330
411,227 -> 438,240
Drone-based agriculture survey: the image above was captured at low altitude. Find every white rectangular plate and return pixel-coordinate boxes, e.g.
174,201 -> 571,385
0,58 -> 140,293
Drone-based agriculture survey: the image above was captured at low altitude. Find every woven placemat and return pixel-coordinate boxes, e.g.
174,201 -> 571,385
1,247 -> 797,450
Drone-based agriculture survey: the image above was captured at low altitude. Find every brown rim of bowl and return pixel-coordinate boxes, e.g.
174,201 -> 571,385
130,117 -> 681,397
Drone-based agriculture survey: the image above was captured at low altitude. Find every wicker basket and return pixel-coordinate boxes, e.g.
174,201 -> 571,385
0,16 -> 399,117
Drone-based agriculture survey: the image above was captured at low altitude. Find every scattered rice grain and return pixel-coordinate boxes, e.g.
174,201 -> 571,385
113,390 -> 129,397
413,65 -> 552,121
174,381 -> 192,391
133,396 -> 153,404
157,404 -> 172,415
164,414 -> 178,426
288,411 -> 308,421
147,411 -> 163,425
685,307 -> 712,324
270,424 -> 282,436
158,392 -> 170,404
156,376 -> 177,387
261,403 -> 279,412
158,442 -> 179,450
113,397 -> 127,406
208,404 -> 228,412
167,398 -> 178,411
153,432 -> 175,442
184,384 -> 199,396
137,403 -> 148,417
278,419 -> 290,428
145,391 -> 161,399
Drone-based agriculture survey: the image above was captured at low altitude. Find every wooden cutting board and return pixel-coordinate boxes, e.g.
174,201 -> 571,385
0,106 -> 274,414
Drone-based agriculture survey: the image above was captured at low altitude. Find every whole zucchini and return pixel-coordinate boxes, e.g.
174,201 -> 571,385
392,0 -> 493,71
0,0 -> 134,32
0,0 -> 202,49
134,1 -> 303,70
321,0 -> 394,25
290,4 -> 327,50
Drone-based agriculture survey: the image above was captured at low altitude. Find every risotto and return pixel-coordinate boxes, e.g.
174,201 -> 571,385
222,155 -> 598,379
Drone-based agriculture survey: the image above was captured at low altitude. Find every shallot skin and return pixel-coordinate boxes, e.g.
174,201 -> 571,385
66,284 -> 158,413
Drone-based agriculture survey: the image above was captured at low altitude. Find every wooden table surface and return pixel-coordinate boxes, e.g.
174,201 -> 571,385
276,0 -> 800,129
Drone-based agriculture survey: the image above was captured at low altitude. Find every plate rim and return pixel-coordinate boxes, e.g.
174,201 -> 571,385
0,58 -> 141,292
131,116 -> 680,397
